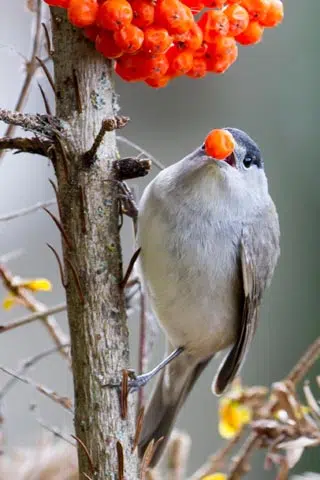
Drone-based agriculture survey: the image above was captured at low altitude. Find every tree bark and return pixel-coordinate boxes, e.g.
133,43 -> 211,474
50,8 -> 138,479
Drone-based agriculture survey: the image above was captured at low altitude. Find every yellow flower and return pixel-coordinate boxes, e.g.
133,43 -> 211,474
17,278 -> 52,292
218,397 -> 252,439
2,294 -> 18,310
202,474 -> 227,480
2,278 -> 52,310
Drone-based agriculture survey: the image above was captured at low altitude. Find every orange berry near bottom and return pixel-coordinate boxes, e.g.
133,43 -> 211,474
236,21 -> 264,45
167,47 -> 193,75
211,36 -> 237,61
145,75 -> 171,88
115,54 -> 147,81
194,42 -> 208,57
131,0 -> 155,28
260,0 -> 284,27
198,10 -> 229,43
142,27 -> 172,54
174,23 -> 203,51
225,4 -> 249,37
204,129 -> 235,160
45,0 -> 70,6
95,30 -> 123,58
68,0 -> 98,27
143,53 -> 170,78
186,57 -> 207,78
97,0 -> 133,31
114,25 -> 144,53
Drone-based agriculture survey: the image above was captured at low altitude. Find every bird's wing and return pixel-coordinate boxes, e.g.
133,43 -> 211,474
213,202 -> 280,395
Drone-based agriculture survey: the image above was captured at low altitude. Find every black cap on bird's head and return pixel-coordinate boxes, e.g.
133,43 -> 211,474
224,128 -> 264,170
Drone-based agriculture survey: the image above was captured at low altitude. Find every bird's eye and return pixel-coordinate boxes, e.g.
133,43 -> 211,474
201,143 -> 205,151
243,156 -> 253,168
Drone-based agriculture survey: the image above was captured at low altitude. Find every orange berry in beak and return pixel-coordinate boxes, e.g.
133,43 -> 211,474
204,129 -> 235,160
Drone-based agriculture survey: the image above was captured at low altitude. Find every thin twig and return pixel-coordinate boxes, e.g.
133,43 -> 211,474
42,22 -> 54,56
71,435 -> 95,474
0,303 -> 67,333
83,116 -> 129,166
0,0 -> 43,162
228,433 -> 261,479
287,337 -> 320,386
72,68 -> 82,113
47,243 -> 67,288
0,198 -> 56,222
34,415 -> 76,447
0,365 -> 73,411
117,136 -> 165,171
65,258 -> 85,304
0,343 -> 69,399
116,441 -> 124,480
120,369 -> 129,420
120,248 -> 141,289
43,207 -> 73,250
38,82 -> 52,115
132,407 -> 145,453
36,56 -> 56,93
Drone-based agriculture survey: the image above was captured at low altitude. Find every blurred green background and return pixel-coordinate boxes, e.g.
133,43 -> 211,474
0,0 -> 319,477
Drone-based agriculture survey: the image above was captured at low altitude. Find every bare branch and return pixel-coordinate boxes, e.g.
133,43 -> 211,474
114,157 -> 152,180
287,336 -> 320,386
0,343 -> 69,399
0,303 -> 67,333
0,109 -> 62,138
0,136 -> 52,156
83,116 -> 130,166
0,365 -> 73,411
0,198 -> 56,222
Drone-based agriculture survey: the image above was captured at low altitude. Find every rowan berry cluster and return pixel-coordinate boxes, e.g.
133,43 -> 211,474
45,0 -> 283,87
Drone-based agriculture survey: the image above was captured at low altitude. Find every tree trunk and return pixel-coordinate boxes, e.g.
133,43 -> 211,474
50,8 -> 138,479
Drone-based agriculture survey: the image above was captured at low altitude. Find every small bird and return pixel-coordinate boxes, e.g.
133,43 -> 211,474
135,128 -> 280,465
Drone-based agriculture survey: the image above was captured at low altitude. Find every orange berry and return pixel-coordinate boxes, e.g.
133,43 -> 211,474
83,25 -> 100,42
143,27 -> 172,54
186,57 -> 207,78
97,0 -> 133,31
68,0 -> 98,27
181,0 -> 204,14
225,4 -> 249,36
156,0 -> 194,34
205,36 -> 237,72
260,0 -> 283,27
198,11 -> 229,43
236,20 -> 264,44
145,75 -> 171,88
204,129 -> 235,160
143,53 -> 170,78
96,30 -> 123,58
115,53 -> 147,81
240,0 -> 271,21
167,46 -> 193,75
174,23 -> 203,51
114,24 -> 144,53
131,0 -> 155,28
45,0 -> 70,6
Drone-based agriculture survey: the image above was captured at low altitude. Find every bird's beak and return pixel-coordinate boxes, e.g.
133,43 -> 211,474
222,152 -> 236,168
